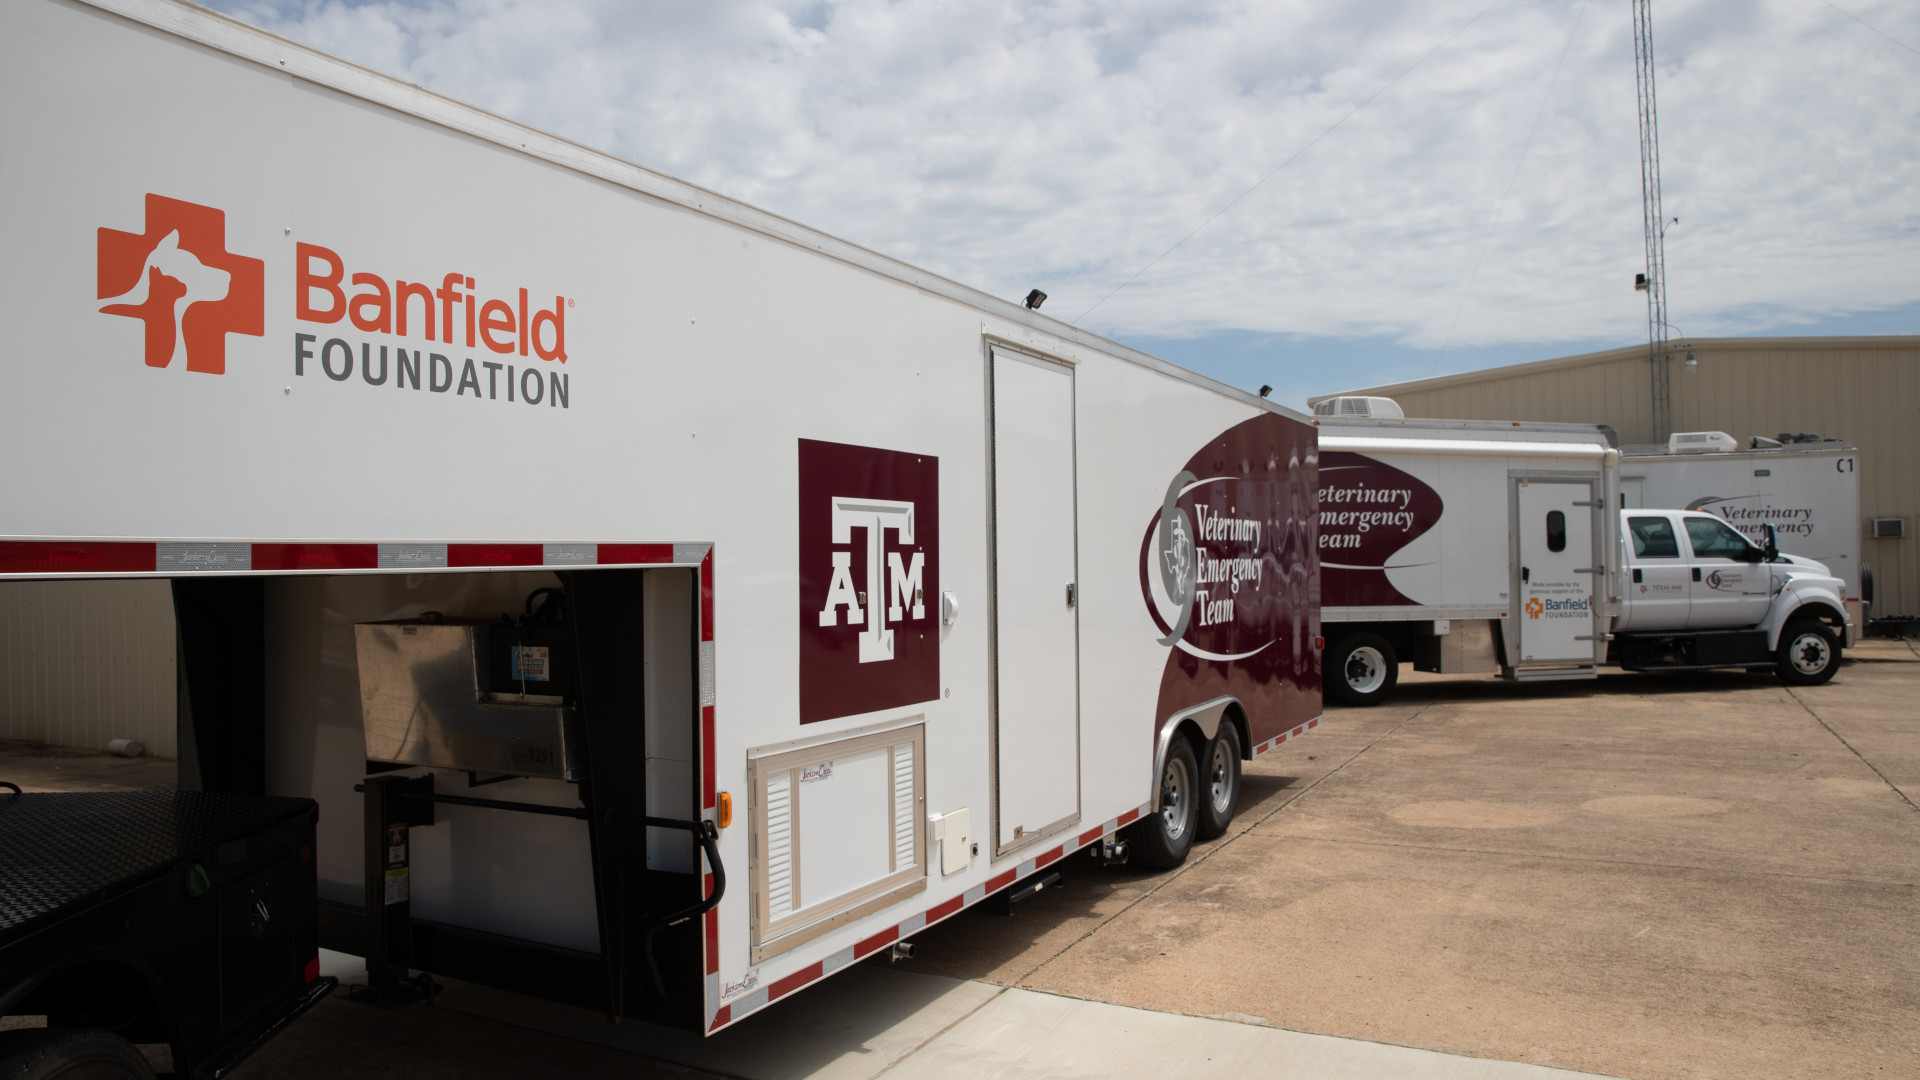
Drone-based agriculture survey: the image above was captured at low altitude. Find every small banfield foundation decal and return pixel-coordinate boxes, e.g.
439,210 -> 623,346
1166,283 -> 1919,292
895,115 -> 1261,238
798,439 -> 939,724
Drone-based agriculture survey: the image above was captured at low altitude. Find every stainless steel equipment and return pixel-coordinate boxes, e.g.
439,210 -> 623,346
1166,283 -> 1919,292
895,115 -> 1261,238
354,619 -> 579,780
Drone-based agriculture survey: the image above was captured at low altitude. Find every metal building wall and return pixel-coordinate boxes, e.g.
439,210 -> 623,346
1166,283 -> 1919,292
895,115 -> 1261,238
1329,337 -> 1920,620
0,580 -> 177,757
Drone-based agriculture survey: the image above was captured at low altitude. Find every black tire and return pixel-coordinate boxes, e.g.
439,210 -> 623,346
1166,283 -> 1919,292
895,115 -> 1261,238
1132,737 -> 1200,871
1196,723 -> 1243,841
1325,631 -> 1398,706
0,1029 -> 156,1080
1776,618 -> 1842,686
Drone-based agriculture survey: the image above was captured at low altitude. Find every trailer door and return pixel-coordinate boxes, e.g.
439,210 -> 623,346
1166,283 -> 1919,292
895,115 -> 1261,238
1513,478 -> 1600,664
989,347 -> 1080,855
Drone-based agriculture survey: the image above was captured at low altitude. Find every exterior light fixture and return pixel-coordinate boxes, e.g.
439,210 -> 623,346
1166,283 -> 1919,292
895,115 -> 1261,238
1024,289 -> 1047,310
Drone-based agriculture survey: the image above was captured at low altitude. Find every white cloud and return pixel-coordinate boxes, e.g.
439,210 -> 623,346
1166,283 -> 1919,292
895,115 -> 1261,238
210,0 -> 1918,348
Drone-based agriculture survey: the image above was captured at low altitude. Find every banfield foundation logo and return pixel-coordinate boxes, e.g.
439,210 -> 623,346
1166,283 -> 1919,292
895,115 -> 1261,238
798,439 -> 939,725
97,194 -> 264,374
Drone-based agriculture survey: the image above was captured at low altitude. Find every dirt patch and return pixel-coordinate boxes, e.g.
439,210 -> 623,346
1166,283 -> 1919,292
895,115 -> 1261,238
1580,795 -> 1729,819
1387,800 -> 1562,829
1810,777 -> 1893,799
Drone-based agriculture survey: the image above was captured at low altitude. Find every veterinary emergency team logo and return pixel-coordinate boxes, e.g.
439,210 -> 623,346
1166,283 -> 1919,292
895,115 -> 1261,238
798,439 -> 940,724
97,194 -> 264,374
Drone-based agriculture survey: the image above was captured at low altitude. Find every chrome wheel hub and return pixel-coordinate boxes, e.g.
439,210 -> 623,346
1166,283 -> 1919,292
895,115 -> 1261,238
1209,740 -> 1233,812
1161,755 -> 1191,840
1345,645 -> 1387,694
1791,633 -> 1831,676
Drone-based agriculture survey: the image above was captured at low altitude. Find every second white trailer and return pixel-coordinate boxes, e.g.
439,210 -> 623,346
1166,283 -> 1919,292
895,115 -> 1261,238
1315,415 -> 1617,702
1621,436 -> 1864,628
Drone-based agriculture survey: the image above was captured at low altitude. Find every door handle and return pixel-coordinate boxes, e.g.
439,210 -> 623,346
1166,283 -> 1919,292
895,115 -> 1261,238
1521,566 -> 1530,583
1065,583 -> 1076,608
1692,568 -> 1702,582
1632,568 -> 1643,584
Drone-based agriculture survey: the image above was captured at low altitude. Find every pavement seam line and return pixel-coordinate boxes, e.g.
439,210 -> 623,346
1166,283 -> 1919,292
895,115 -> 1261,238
1278,834 -> 1916,888
868,984 -> 1011,1079
1786,685 -> 1920,815
1008,706 -> 1428,987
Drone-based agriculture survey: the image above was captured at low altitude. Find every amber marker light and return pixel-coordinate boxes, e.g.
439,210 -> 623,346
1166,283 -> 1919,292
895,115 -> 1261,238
716,791 -> 734,829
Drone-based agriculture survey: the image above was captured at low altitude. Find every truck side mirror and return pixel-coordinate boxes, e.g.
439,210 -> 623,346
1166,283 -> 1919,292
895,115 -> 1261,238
1761,523 -> 1779,561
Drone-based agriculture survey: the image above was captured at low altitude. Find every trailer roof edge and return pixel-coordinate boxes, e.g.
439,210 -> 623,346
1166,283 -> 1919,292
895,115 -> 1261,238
81,0 -> 1309,424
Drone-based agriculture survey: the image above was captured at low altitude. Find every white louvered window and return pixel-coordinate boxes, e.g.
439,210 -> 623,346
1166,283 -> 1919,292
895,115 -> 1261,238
748,722 -> 926,962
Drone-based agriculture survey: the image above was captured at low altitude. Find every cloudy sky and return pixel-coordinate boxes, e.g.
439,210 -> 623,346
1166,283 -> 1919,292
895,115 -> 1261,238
210,0 -> 1918,407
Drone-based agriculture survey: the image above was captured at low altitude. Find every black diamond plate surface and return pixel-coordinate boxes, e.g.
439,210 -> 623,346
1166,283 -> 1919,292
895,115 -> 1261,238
0,788 -> 312,945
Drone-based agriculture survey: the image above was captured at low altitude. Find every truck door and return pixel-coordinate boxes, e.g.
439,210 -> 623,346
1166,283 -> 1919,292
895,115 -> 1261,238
1621,514 -> 1690,630
989,346 -> 1080,855
1681,514 -> 1772,628
1513,478 -> 1600,663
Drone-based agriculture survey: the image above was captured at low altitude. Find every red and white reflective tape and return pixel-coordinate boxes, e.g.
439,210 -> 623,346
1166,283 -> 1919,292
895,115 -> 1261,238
0,539 -> 711,577
707,802 -> 1150,1033
1250,715 -> 1321,758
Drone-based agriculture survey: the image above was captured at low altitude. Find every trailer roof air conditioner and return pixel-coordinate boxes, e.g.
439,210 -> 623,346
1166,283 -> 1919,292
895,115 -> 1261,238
1667,431 -> 1738,454
1312,395 -> 1405,419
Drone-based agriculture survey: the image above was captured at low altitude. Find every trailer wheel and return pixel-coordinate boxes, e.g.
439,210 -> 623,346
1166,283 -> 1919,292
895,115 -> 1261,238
1132,737 -> 1200,871
0,1029 -> 156,1079
1326,632 -> 1398,706
1775,619 -> 1841,686
1196,723 -> 1242,841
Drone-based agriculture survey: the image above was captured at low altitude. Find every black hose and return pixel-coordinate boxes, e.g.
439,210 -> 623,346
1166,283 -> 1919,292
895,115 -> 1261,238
0,781 -> 21,811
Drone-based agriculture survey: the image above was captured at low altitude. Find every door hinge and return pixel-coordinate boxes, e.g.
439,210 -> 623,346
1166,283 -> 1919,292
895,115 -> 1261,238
1573,566 -> 1604,574
1065,583 -> 1077,608
1572,500 -> 1603,508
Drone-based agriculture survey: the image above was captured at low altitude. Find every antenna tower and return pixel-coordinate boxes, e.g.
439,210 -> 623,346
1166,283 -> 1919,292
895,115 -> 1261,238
1632,0 -> 1671,439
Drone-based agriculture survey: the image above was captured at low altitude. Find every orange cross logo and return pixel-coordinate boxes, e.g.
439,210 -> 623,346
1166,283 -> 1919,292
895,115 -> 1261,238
98,194 -> 264,375
1525,596 -> 1545,619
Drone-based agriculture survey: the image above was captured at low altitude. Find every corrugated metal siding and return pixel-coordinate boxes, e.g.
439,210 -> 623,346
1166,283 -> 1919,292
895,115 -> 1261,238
0,580 -> 176,757
1363,338 -> 1920,620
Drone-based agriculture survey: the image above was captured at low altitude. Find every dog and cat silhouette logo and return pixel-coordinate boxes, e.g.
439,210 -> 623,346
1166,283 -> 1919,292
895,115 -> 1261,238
97,194 -> 263,375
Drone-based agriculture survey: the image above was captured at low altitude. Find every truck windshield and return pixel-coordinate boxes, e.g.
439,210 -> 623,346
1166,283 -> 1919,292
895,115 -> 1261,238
1685,517 -> 1753,559
1629,516 -> 1679,558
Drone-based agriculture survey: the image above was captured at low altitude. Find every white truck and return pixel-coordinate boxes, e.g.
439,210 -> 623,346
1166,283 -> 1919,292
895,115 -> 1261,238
1314,404 -> 1850,705
1620,433 -> 1866,630
0,0 -> 1324,1060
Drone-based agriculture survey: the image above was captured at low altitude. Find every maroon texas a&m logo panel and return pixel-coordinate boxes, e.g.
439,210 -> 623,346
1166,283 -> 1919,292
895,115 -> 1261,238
798,439 -> 939,724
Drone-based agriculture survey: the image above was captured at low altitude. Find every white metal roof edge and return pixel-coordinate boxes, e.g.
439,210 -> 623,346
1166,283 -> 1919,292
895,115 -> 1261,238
1319,435 -> 1608,459
1318,416 -> 1613,439
84,0 -> 1309,424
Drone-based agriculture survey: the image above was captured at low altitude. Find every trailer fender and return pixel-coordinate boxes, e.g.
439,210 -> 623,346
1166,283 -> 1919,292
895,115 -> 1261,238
1152,697 -> 1242,812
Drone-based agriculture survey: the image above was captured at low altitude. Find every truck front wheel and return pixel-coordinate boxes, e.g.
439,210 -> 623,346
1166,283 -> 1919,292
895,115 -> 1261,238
1327,632 -> 1398,706
1776,619 -> 1841,686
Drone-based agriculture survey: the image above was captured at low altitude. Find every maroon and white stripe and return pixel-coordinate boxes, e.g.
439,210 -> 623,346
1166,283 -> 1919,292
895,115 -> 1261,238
0,539 -> 713,576
1251,715 -> 1321,757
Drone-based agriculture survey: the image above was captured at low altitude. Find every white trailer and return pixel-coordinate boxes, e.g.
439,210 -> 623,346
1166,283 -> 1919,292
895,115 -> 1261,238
0,0 -> 1323,1048
1314,415 -> 1619,701
1314,407 -> 1851,705
1620,435 -> 1864,628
